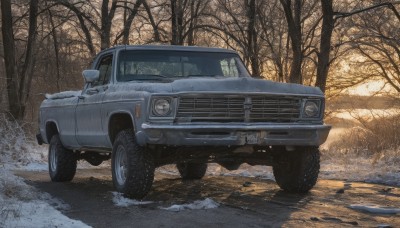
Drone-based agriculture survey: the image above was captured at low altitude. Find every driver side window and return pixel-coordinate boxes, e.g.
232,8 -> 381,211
92,54 -> 113,87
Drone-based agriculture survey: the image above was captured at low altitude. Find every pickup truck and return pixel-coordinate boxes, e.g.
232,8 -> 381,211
37,45 -> 331,199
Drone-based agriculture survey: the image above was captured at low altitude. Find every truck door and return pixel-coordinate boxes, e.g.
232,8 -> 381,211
75,54 -> 113,148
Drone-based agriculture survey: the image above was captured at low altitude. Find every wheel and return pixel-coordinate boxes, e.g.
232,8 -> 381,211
272,146 -> 320,193
48,134 -> 77,182
111,129 -> 154,199
176,162 -> 208,179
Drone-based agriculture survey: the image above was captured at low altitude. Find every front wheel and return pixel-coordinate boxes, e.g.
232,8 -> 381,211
48,134 -> 77,182
111,129 -> 155,199
273,146 -> 320,193
177,163 -> 208,179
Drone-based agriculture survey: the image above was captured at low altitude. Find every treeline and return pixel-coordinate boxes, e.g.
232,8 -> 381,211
328,95 -> 400,110
0,0 -> 399,121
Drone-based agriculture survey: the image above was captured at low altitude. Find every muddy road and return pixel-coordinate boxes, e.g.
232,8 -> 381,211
16,167 -> 400,227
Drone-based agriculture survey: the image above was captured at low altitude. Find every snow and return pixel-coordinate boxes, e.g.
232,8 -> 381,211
21,162 -> 48,171
111,192 -> 154,207
160,198 -> 220,212
0,169 -> 90,228
349,204 -> 400,214
0,114 -> 89,227
45,91 -> 81,99
111,192 -> 219,211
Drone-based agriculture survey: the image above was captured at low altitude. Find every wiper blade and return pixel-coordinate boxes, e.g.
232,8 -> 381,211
143,74 -> 169,78
123,74 -> 172,82
185,74 -> 221,77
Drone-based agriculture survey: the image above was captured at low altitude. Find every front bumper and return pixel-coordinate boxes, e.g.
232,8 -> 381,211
136,123 -> 331,146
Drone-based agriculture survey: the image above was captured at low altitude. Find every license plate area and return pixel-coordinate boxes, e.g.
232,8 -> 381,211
245,131 -> 260,144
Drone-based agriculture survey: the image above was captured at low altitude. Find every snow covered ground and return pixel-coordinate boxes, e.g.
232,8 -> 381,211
0,168 -> 89,227
1,116 -> 400,226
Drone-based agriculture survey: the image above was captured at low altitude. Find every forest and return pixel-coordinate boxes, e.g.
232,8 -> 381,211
1,1 -> 400,226
0,0 -> 399,123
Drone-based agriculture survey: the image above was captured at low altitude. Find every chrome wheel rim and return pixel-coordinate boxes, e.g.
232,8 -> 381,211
50,145 -> 57,172
115,145 -> 128,185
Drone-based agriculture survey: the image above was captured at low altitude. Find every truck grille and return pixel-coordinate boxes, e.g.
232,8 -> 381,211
176,95 -> 301,123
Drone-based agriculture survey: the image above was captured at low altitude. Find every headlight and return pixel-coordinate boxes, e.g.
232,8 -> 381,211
304,100 -> 320,118
153,98 -> 171,116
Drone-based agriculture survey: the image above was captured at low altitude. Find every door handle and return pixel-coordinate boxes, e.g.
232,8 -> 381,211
86,88 -> 99,95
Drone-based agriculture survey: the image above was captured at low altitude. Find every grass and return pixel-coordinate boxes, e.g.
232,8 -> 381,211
0,113 -> 46,166
323,111 -> 400,177
328,114 -> 400,155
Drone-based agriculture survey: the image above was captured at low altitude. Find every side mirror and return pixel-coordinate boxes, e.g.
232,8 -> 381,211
82,70 -> 100,83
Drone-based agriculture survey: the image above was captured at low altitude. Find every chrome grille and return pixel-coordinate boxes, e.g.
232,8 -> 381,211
176,95 -> 302,123
250,97 -> 301,122
177,97 -> 245,122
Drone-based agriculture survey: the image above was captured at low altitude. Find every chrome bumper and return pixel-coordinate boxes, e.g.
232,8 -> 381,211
136,123 -> 331,146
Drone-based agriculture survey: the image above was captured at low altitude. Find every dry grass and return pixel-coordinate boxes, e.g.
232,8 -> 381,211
325,113 -> 400,165
0,113 -> 45,165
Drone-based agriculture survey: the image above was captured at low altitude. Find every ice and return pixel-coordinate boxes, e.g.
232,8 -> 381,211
349,204 -> 400,214
160,198 -> 220,212
112,192 -> 154,207
20,162 -> 48,171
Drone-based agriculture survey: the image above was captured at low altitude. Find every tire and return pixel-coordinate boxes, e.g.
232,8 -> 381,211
177,162 -> 208,179
272,146 -> 320,193
48,134 -> 77,182
111,129 -> 155,199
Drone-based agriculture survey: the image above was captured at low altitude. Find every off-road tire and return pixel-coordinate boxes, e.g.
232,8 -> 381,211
48,134 -> 77,182
111,129 -> 155,199
177,163 -> 208,179
273,146 -> 320,193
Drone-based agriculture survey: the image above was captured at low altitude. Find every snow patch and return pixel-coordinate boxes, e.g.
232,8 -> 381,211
160,198 -> 220,212
45,91 -> 81,99
0,169 -> 89,227
320,156 -> 400,187
19,162 -> 48,171
111,192 -> 154,207
349,204 -> 400,214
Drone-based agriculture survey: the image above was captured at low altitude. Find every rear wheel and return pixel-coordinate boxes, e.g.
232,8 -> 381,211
111,129 -> 155,199
48,134 -> 77,182
177,162 -> 208,179
273,146 -> 320,193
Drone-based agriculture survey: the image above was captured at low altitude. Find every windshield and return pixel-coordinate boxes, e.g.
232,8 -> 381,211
117,50 -> 250,82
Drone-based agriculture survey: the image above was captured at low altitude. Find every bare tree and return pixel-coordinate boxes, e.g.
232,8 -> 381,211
1,0 -> 38,120
333,1 -> 400,93
169,0 -> 211,45
54,0 -> 145,52
315,1 -> 400,93
279,0 -> 303,84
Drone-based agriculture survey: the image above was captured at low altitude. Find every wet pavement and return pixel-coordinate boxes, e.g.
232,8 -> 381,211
15,168 -> 400,227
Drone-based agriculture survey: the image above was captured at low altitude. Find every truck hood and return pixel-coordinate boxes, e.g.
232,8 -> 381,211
113,77 -> 323,96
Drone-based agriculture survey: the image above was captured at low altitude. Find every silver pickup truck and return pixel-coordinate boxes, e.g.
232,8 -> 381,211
37,45 -> 331,198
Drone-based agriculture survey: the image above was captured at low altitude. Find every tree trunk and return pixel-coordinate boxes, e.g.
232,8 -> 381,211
1,0 -> 38,120
101,0 -> 110,49
1,0 -> 21,119
315,0 -> 334,93
246,0 -> 260,76
48,7 -> 62,91
171,0 -> 184,45
122,0 -> 143,44
280,0 -> 303,84
143,0 -> 161,42
187,0 -> 195,45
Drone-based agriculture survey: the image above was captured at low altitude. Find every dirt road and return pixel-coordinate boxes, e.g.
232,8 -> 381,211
15,167 -> 400,227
